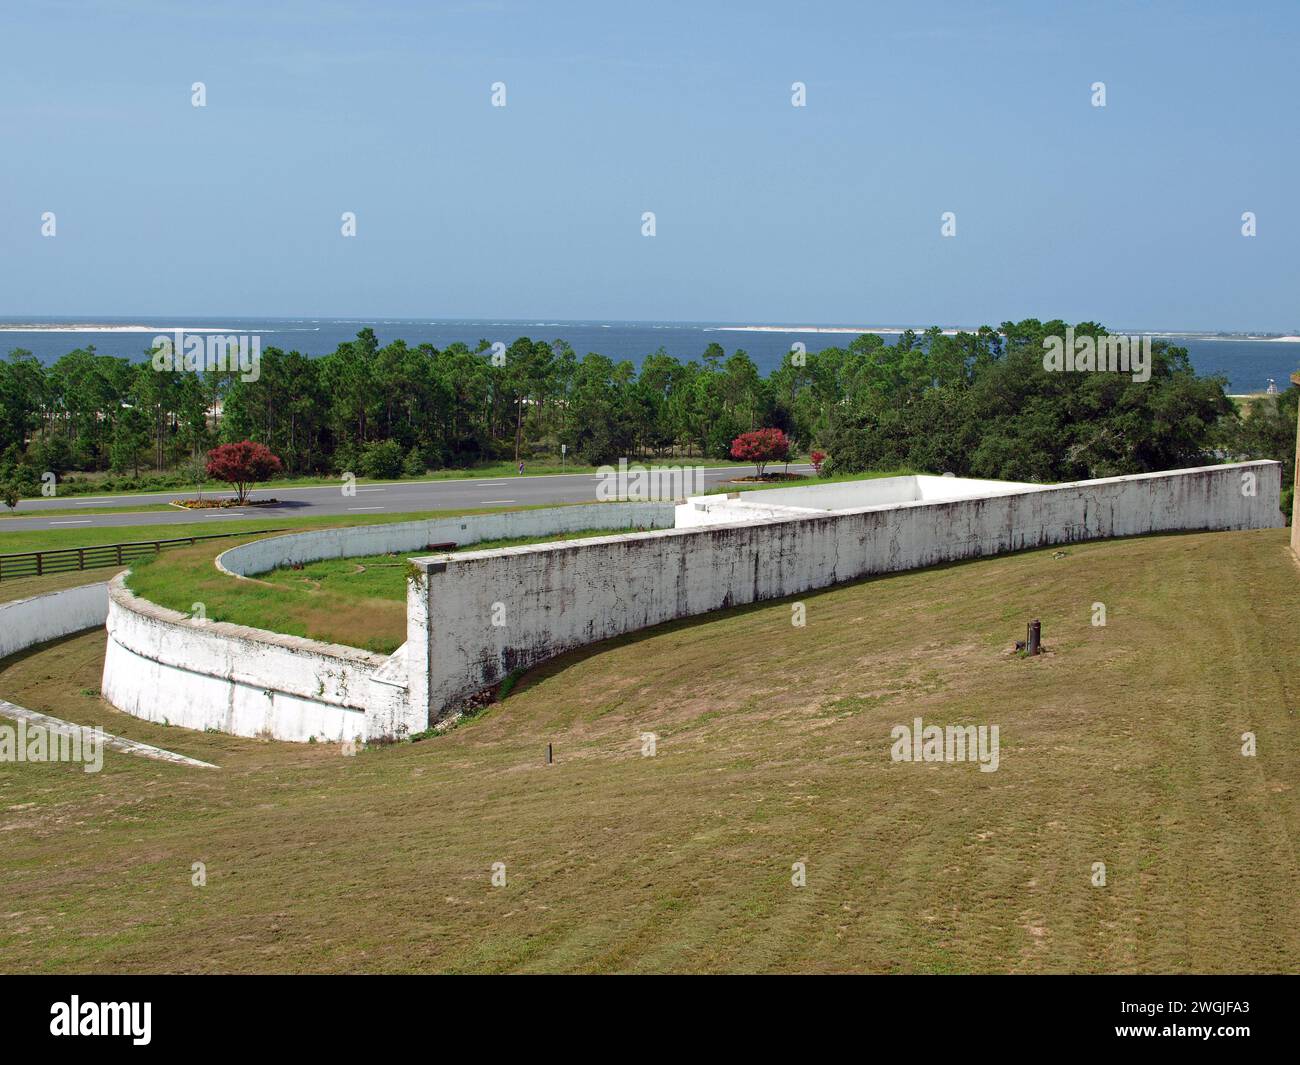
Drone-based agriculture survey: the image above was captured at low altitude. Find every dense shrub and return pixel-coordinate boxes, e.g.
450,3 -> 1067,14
359,440 -> 404,479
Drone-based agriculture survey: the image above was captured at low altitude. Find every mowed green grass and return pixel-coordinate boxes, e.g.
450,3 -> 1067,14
260,529 -> 651,603
0,511 -> 473,556
0,528 -> 1297,974
0,510 -> 548,614
126,524 -> 646,654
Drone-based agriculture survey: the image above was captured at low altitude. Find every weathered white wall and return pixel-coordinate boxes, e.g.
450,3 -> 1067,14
104,503 -> 675,742
0,581 -> 110,660
97,462 -> 1287,743
412,462 -> 1282,721
102,575 -> 401,742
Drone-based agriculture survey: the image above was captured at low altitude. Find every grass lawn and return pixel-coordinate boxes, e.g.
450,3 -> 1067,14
0,527 -> 1295,973
0,518 -> 295,556
0,504 -> 184,520
0,509 -> 536,627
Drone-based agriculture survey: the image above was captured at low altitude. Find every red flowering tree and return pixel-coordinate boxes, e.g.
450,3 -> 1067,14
810,450 -> 826,474
205,441 -> 282,504
730,428 -> 790,479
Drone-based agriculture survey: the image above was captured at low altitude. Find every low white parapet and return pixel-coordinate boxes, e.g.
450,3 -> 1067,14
215,503 -> 679,579
102,575 -> 405,742
0,581 -> 111,661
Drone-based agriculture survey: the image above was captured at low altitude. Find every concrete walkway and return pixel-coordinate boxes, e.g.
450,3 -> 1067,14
0,699 -> 218,769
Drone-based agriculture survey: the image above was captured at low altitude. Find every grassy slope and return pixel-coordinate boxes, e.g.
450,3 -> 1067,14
0,518 -> 301,556
0,528 -> 1296,973
0,507 -> 566,559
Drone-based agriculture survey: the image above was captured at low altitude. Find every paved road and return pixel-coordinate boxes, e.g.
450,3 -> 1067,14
0,464 -> 816,534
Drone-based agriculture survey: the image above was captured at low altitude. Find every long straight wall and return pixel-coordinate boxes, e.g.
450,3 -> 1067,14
410,462 -> 1282,722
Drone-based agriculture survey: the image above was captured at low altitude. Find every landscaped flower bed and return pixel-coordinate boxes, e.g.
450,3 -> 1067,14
175,498 -> 281,509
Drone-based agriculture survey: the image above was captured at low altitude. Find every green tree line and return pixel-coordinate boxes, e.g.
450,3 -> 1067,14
0,320 -> 1294,499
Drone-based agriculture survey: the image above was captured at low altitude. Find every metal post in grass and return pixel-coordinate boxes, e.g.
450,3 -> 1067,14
547,743 -> 553,765
1027,619 -> 1041,656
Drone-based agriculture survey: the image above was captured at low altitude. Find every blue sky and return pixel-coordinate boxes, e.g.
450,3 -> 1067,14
1,0 -> 1296,330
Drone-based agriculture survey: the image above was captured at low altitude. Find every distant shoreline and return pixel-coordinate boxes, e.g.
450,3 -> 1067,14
0,324 -> 248,333
0,320 -> 1296,343
711,325 -> 964,336
711,325 -> 1300,342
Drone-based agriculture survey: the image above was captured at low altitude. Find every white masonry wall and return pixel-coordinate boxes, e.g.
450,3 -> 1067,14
0,581 -> 111,661
103,502 -> 676,742
102,575 -> 400,742
411,462 -> 1282,723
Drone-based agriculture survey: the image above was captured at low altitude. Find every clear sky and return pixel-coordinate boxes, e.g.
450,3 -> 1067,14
1,0 -> 1296,330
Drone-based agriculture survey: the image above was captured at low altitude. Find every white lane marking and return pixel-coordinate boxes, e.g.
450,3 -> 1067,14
348,506 -> 385,511
478,500 -> 516,504
355,487 -> 387,493
475,482 -> 508,486
49,519 -> 93,525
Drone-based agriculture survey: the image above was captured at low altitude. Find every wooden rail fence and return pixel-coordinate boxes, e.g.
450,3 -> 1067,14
0,530 -> 285,582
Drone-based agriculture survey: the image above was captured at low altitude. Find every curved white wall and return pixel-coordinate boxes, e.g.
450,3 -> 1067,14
0,581 -> 111,660
102,503 -> 677,742
102,576 -> 398,742
215,504 -> 677,579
